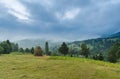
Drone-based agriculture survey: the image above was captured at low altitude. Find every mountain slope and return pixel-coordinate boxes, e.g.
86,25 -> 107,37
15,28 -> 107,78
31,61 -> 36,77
108,32 -> 120,38
69,32 -> 120,54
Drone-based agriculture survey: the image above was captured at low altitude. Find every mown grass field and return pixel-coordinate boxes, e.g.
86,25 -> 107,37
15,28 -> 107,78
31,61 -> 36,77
0,54 -> 120,79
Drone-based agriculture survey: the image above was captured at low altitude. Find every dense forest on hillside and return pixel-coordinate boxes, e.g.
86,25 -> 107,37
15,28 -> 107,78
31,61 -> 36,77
69,32 -> 120,56
69,37 -> 120,53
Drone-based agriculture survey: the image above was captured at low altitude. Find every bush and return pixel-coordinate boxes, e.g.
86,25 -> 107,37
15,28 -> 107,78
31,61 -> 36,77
51,52 -> 59,56
93,53 -> 104,61
34,46 -> 43,56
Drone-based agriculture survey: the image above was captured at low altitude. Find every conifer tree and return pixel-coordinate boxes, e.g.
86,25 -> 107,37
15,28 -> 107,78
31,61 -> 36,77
45,42 -> 49,55
59,42 -> 69,56
31,47 -> 34,54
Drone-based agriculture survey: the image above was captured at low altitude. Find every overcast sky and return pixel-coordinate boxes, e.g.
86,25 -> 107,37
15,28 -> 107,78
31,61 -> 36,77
0,0 -> 120,41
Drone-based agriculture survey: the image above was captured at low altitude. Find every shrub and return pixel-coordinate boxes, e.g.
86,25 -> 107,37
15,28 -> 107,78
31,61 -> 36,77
93,53 -> 104,61
34,46 -> 43,56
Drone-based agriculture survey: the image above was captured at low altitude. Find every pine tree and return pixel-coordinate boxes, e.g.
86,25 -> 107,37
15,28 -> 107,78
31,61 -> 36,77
59,42 -> 69,56
45,42 -> 49,55
6,40 -> 12,52
31,47 -> 34,54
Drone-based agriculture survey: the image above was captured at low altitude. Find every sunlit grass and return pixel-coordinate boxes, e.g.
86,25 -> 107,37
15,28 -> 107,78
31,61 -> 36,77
0,54 -> 120,79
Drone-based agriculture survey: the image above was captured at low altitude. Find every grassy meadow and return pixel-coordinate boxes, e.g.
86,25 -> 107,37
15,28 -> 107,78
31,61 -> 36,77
0,54 -> 120,79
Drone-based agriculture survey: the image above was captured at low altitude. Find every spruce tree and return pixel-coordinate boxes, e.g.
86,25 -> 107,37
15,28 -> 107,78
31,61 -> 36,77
45,42 -> 49,55
59,42 -> 69,56
31,47 -> 34,54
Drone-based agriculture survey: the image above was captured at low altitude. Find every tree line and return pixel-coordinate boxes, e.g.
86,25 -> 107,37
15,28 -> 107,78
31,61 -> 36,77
0,40 -> 120,63
34,42 -> 104,61
34,42 -> 120,63
0,40 -> 34,54
0,40 -> 18,54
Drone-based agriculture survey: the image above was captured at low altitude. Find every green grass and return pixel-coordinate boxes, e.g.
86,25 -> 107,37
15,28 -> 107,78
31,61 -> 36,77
0,54 -> 120,79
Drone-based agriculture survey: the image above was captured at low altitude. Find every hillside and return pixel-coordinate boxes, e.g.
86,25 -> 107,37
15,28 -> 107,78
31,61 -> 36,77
0,54 -> 120,79
69,32 -> 120,55
108,32 -> 120,38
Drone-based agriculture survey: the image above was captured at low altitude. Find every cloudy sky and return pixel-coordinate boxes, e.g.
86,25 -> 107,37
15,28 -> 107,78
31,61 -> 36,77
0,0 -> 120,41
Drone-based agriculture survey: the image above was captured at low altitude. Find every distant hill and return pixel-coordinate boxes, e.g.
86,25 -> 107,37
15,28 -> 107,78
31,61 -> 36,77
16,39 -> 48,48
68,32 -> 120,55
108,32 -> 120,38
15,39 -> 62,52
15,32 -> 120,54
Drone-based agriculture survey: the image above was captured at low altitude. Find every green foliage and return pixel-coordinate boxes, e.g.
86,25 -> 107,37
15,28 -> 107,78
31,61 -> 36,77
80,43 -> 89,58
93,53 -> 104,61
0,40 -> 19,54
25,48 -> 30,53
0,40 -> 12,54
19,48 -> 24,53
69,37 -> 120,56
69,45 -> 79,57
34,46 -> 43,56
6,40 -> 12,52
59,42 -> 69,55
30,47 -> 34,54
108,43 -> 120,63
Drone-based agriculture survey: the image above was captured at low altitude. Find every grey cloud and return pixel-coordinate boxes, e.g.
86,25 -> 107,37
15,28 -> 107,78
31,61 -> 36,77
0,0 -> 120,41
